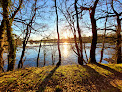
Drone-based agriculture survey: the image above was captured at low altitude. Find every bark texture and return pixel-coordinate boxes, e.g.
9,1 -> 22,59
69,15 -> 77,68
116,17 -> 121,63
0,20 -> 6,72
111,0 -> 121,63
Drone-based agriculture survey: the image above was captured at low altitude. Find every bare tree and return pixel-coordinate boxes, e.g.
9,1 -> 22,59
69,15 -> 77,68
18,0 -> 37,69
74,0 -> 83,65
80,0 -> 99,63
55,0 -> 61,66
58,0 -> 86,65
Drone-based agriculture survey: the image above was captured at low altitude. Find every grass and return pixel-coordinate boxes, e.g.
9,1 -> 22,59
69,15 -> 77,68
0,64 -> 122,92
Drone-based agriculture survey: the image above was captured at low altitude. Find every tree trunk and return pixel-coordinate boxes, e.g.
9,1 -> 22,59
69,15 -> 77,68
55,0 -> 61,66
37,41 -> 41,67
18,42 -> 26,69
0,20 -> 5,72
1,0 -> 16,71
18,26 -> 29,69
116,16 -> 121,64
75,0 -> 83,65
111,0 -> 121,64
89,13 -> 97,63
74,32 -> 81,64
6,22 -> 16,71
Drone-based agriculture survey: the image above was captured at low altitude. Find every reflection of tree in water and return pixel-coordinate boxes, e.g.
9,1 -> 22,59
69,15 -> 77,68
103,47 -> 116,64
3,43 -> 117,69
50,43 -> 57,65
42,43 -> 48,67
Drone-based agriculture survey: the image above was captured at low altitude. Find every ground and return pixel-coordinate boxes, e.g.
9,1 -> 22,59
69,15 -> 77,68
0,64 -> 122,92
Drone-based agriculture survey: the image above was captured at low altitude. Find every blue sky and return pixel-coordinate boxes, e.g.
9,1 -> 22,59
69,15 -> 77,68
0,0 -> 122,40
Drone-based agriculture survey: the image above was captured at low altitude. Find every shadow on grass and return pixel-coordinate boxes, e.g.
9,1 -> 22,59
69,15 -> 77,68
95,63 -> 122,79
37,65 -> 59,92
1,69 -> 34,91
79,65 -> 121,91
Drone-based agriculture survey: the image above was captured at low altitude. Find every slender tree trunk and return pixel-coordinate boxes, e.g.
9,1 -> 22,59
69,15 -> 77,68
58,3 -> 82,65
0,20 -> 5,72
74,31 -> 81,63
55,0 -> 61,66
99,18 -> 107,63
37,41 -> 41,67
18,42 -> 26,68
75,0 -> 83,65
116,16 -> 121,64
18,26 -> 29,69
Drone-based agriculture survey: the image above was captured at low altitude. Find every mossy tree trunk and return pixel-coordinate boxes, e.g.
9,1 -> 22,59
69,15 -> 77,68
0,20 -> 6,72
111,0 -> 121,64
116,16 -> 121,64
2,0 -> 23,71
2,0 -> 16,71
6,22 -> 16,71
1,0 -> 15,71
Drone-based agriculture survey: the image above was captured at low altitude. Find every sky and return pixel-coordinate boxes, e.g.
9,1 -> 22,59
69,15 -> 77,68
0,0 -> 122,40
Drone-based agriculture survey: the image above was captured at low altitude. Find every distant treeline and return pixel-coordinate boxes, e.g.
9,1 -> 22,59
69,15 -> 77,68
29,34 -> 121,43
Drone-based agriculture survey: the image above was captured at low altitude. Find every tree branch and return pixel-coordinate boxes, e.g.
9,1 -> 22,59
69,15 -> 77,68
10,0 -> 23,21
97,28 -> 116,32
96,14 -> 116,20
92,0 -> 99,11
111,0 -> 118,15
80,6 -> 89,10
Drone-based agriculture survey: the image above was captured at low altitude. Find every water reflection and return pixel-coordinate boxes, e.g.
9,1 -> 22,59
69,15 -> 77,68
3,43 -> 115,70
62,42 -> 69,58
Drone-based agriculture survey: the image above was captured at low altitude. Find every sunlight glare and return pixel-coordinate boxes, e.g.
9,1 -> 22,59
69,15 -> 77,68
63,42 -> 68,57
64,33 -> 68,39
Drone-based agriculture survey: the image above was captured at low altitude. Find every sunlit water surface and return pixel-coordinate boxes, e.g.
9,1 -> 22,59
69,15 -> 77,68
3,43 -> 115,69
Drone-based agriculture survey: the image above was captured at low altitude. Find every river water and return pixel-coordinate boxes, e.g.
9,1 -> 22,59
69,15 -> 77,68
3,43 -> 115,69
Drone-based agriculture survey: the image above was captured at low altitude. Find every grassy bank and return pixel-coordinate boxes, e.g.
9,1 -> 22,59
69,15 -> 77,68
0,64 -> 122,92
